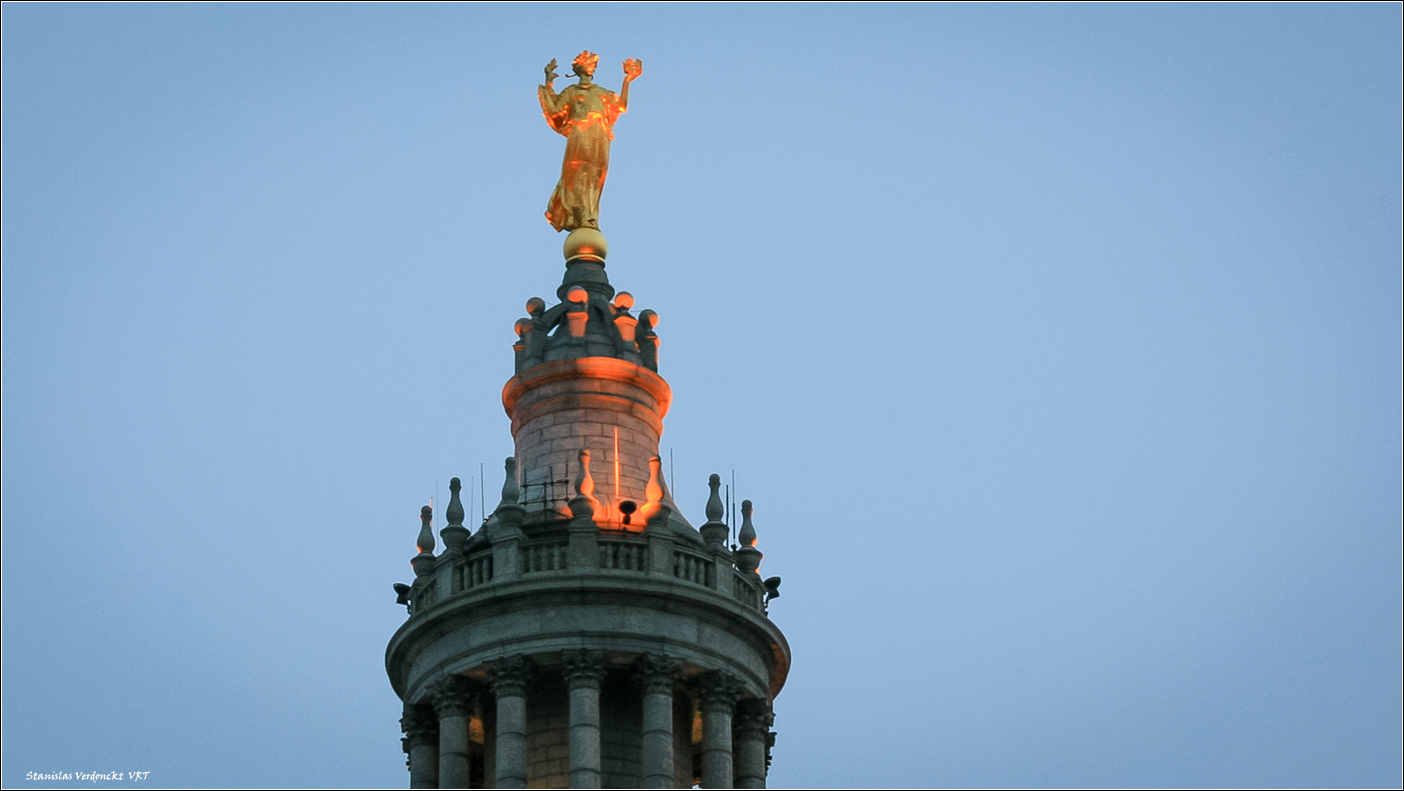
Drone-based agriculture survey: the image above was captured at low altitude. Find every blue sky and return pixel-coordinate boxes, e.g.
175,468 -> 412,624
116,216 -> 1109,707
2,4 -> 1400,788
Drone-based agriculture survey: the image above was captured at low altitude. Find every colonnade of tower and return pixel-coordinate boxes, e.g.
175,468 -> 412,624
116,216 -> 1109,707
386,251 -> 789,788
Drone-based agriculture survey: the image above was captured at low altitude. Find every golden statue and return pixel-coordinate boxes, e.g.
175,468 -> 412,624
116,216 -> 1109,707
539,51 -> 642,233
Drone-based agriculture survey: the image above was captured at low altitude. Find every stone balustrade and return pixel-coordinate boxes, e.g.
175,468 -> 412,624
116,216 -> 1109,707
397,462 -> 775,622
404,523 -> 767,618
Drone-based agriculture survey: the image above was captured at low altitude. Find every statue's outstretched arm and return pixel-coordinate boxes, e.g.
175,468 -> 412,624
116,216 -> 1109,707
538,62 -> 569,135
619,58 -> 642,113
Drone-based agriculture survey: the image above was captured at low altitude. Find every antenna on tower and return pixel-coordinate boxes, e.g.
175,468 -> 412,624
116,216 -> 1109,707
725,482 -> 731,546
480,462 -> 486,523
731,469 -> 737,548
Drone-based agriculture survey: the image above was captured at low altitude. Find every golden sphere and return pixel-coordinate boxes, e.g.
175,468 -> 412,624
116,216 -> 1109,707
563,227 -> 608,262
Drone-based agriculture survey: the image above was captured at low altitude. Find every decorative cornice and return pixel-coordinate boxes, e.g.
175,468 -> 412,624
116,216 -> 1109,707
385,575 -> 791,702
502,356 -> 673,421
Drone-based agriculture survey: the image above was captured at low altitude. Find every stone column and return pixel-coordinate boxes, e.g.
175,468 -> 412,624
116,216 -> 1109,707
490,657 -> 534,789
432,677 -> 475,790
698,671 -> 741,789
401,702 -> 440,789
732,699 -> 773,789
635,654 -> 678,789
563,650 -> 607,789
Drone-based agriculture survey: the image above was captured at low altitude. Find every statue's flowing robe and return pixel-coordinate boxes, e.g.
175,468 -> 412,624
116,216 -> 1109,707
539,83 -> 625,232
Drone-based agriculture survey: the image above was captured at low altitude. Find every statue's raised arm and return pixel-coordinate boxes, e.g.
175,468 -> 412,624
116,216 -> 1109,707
539,51 -> 642,234
619,58 -> 642,114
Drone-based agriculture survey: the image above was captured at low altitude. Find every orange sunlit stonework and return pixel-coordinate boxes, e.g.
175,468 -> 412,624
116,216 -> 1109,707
538,52 -> 642,232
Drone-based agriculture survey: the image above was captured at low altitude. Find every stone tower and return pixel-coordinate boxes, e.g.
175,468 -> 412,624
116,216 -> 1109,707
386,245 -> 791,788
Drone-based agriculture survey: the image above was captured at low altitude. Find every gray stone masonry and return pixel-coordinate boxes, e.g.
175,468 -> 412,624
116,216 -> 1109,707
387,259 -> 789,788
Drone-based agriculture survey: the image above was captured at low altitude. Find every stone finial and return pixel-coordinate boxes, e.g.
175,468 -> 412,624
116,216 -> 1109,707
637,309 -> 659,371
735,499 -> 763,574
441,479 -> 469,551
416,505 -> 435,554
613,291 -> 639,351
738,500 -> 756,547
706,474 -> 724,522
700,473 -> 728,546
513,318 -> 531,373
565,286 -> 590,338
446,478 -> 465,527
493,456 -> 526,529
638,455 -> 665,522
498,457 -> 521,508
412,505 -> 437,579
521,297 -> 549,369
569,449 -> 601,520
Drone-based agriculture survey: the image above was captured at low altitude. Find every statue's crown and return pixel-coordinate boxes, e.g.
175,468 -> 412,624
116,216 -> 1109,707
572,51 -> 599,74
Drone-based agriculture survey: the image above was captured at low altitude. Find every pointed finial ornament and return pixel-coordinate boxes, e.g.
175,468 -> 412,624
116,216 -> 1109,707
412,505 -> 437,579
498,456 -> 521,508
739,500 -> 757,547
735,499 -> 762,574
441,479 -> 469,551
639,455 -> 665,521
417,505 -> 435,554
706,473 -> 724,521
700,473 -> 728,546
570,449 -> 601,520
446,478 -> 465,527
493,456 -> 526,530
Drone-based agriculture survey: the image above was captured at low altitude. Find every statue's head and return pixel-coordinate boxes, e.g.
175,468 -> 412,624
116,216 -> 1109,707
571,51 -> 599,77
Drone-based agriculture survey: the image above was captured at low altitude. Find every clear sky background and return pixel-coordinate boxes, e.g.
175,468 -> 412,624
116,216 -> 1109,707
3,4 -> 1400,789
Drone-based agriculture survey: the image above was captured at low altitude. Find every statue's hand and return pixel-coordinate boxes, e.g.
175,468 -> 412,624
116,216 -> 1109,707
544,58 -> 559,84
623,58 -> 643,80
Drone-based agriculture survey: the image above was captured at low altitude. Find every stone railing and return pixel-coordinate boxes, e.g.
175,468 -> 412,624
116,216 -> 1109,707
404,528 -> 770,617
731,569 -> 763,613
460,549 -> 494,591
598,537 -> 649,572
673,548 -> 715,587
521,540 -> 570,574
400,468 -> 775,618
